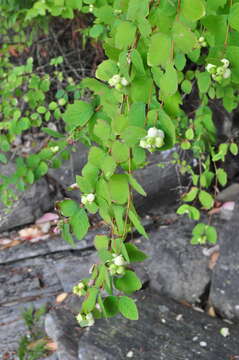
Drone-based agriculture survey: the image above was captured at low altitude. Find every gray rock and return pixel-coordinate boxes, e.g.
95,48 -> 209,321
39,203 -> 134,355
137,216 -> 211,303
0,257 -> 62,307
215,183 -> 239,202
209,204 -> 239,319
45,308 -> 82,360
0,162 -> 59,232
53,252 -> 98,292
46,289 -> 239,360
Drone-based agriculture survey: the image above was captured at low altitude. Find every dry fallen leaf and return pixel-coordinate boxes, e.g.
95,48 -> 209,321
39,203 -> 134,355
55,292 -> 69,304
0,239 -> 21,250
19,226 -> 41,240
0,238 -> 12,246
45,340 -> 58,351
208,251 -> 220,270
207,306 -> 216,317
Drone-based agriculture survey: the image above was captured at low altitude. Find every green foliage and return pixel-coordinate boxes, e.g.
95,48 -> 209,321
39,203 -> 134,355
18,305 -> 49,360
1,0 -> 238,327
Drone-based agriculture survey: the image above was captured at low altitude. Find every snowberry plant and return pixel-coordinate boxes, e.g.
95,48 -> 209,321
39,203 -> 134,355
2,0 -> 239,326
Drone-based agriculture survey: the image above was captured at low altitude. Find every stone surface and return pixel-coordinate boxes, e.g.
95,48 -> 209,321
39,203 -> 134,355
45,308 -> 82,360
137,215 -> 211,303
46,289 -> 239,360
0,178 -> 57,232
209,204 -> 239,320
0,161 -> 59,232
53,251 -> 98,292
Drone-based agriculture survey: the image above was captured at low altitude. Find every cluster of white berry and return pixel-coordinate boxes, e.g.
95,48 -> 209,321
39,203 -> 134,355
76,312 -> 95,327
108,74 -> 129,90
89,4 -> 94,12
139,127 -> 165,152
196,36 -> 207,48
206,58 -> 231,83
73,281 -> 86,297
81,193 -> 95,205
108,253 -> 127,276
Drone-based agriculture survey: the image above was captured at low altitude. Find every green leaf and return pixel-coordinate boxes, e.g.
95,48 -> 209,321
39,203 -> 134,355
199,190 -> 214,209
112,141 -> 129,163
216,168 -> 227,187
130,76 -> 153,102
113,205 -> 125,235
131,49 -> 145,75
95,60 -> 118,81
181,0 -> 205,21
101,155 -> 117,179
63,101 -> 93,131
127,0 -> 149,21
138,18 -> 152,38
90,24 -> 104,38
181,79 -> 192,94
177,204 -> 200,220
68,0 -> 82,9
207,0 -> 227,11
174,53 -> 186,71
95,265 -> 111,290
147,33 -> 171,68
111,237 -> 123,254
182,187 -> 198,202
196,72 -> 211,94
129,210 -> 148,238
88,147 -> 106,167
25,170 -> 34,184
93,119 -> 111,141
108,174 -> 129,204
70,209 -> 89,240
103,296 -> 119,318
115,21 -> 136,49
114,270 -> 142,293
125,243 -> 148,262
230,143 -> 238,156
229,3 -> 239,32
185,128 -> 194,140
94,235 -> 109,250
62,223 -> 75,246
118,296 -> 139,320
42,127 -> 63,138
0,153 -> 7,164
76,175 -> 94,193
98,249 -> 113,263
35,161 -> 48,177
193,223 -> 206,236
59,199 -> 79,217
128,103 -> 146,127
172,21 -> 197,53
205,225 -> 217,244
127,174 -> 146,196
159,64 -> 178,99
81,287 -> 99,313
121,126 -> 147,146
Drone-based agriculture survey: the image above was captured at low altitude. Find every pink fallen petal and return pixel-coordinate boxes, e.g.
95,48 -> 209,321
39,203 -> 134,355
35,212 -> 59,224
52,226 -> 61,234
221,201 -> 235,211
